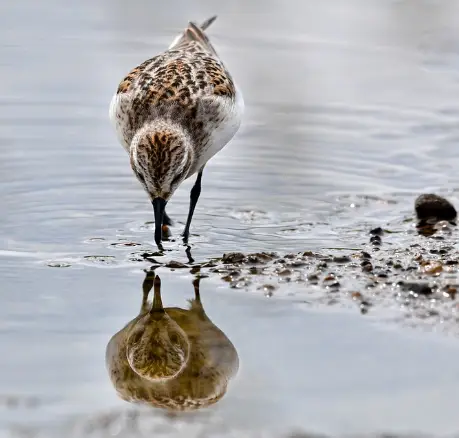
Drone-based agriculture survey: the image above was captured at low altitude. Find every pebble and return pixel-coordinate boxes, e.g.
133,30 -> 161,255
420,261 -> 443,275
370,227 -> 384,236
165,261 -> 188,269
415,193 -> 457,223
222,252 -> 246,263
361,261 -> 373,272
332,255 -> 351,264
398,281 -> 432,296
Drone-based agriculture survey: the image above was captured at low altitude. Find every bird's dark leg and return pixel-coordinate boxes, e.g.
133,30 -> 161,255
182,167 -> 204,244
185,245 -> 194,264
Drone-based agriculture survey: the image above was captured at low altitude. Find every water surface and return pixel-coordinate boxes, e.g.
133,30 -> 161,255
2,0 -> 459,436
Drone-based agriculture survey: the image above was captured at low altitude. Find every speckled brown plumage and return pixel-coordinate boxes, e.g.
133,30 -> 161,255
109,16 -> 244,247
111,17 -> 239,157
105,272 -> 239,411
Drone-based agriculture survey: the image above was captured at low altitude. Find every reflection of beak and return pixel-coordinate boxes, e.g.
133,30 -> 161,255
152,197 -> 167,249
150,275 -> 165,314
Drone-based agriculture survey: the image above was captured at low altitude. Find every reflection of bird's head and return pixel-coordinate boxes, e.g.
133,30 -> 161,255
126,276 -> 190,382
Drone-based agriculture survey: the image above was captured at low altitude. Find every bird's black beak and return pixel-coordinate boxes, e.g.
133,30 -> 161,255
152,197 -> 167,250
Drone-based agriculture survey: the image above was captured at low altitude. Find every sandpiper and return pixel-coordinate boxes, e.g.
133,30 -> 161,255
109,16 -> 244,249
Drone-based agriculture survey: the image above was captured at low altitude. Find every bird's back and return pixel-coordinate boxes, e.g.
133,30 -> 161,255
110,17 -> 243,177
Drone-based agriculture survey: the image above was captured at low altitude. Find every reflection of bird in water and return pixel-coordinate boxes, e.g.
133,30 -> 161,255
105,271 -> 239,411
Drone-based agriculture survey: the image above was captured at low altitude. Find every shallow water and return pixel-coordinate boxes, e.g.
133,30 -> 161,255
2,0 -> 459,436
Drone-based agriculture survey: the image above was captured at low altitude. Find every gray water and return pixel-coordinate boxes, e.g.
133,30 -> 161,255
2,0 -> 459,436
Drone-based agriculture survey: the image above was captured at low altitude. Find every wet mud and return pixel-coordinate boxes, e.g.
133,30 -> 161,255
114,194 -> 459,336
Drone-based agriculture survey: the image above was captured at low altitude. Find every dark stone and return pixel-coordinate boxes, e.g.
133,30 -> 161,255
328,281 -> 341,290
332,255 -> 352,264
249,267 -> 263,275
165,261 -> 188,269
247,252 -> 277,263
415,193 -> 457,223
361,251 -> 372,260
360,300 -> 371,315
370,227 -> 384,236
361,261 -> 373,272
375,271 -> 389,278
222,252 -> 246,264
398,281 -> 432,296
307,274 -> 319,283
430,248 -> 448,255
370,236 -> 382,246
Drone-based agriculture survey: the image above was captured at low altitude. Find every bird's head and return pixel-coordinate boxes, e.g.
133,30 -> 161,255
130,122 -> 194,248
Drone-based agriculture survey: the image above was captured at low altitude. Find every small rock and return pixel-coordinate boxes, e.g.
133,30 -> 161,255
249,267 -> 263,275
370,227 -> 384,236
361,251 -> 372,260
246,252 -> 276,263
420,261 -> 443,275
415,193 -> 457,223
47,261 -> 71,268
258,284 -> 276,297
277,269 -> 292,277
289,260 -> 306,268
332,255 -> 351,264
351,292 -> 362,300
398,281 -> 432,296
327,281 -> 341,290
443,285 -> 457,299
370,236 -> 382,246
222,252 -> 246,264
230,278 -> 251,289
307,273 -> 319,284
110,241 -> 141,248
360,301 -> 371,314
375,271 -> 389,278
259,284 -> 276,292
361,261 -> 373,272
165,261 -> 188,269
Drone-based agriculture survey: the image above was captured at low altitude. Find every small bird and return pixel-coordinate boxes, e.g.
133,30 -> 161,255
109,16 -> 244,249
